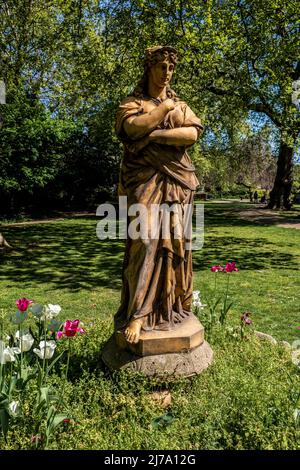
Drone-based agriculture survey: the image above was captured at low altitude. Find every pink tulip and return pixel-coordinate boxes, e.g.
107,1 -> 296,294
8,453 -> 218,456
16,298 -> 33,312
211,265 -> 224,272
224,262 -> 239,273
57,319 -> 86,339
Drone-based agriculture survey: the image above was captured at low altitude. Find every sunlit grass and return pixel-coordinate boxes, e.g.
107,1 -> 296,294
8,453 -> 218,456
1,203 -> 300,449
1,202 -> 300,341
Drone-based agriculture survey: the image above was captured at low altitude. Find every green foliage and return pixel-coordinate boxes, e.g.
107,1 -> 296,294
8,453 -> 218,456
0,301 -> 73,448
1,0 -> 299,212
0,88 -> 75,213
0,204 -> 300,449
1,320 -> 299,450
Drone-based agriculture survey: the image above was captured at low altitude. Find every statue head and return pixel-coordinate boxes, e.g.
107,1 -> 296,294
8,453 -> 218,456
132,46 -> 179,99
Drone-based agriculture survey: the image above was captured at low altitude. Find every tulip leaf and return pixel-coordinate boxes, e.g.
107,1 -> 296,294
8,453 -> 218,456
40,386 -> 50,405
0,408 -> 9,440
48,413 -> 68,434
46,351 -> 65,374
8,376 -> 17,395
293,408 -> 300,426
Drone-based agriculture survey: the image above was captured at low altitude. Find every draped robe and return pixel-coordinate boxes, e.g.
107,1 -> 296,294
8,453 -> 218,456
114,95 -> 203,332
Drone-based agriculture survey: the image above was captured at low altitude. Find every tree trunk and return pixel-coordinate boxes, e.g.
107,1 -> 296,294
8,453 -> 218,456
267,140 -> 294,210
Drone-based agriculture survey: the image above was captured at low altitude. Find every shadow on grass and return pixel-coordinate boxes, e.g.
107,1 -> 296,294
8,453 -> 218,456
0,218 -> 125,292
0,203 -> 299,293
195,203 -> 299,270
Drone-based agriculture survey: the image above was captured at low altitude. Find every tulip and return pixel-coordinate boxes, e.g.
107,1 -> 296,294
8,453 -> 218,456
33,340 -> 57,359
57,319 -> 86,339
15,331 -> 34,352
40,304 -> 61,321
192,291 -> 206,309
0,341 -> 21,364
210,265 -> 224,272
193,300 -> 206,309
9,400 -> 20,416
193,290 -> 200,300
224,262 -> 239,273
16,298 -> 33,312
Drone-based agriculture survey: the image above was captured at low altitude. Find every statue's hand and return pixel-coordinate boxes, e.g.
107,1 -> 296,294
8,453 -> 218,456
165,106 -> 184,128
162,98 -> 175,112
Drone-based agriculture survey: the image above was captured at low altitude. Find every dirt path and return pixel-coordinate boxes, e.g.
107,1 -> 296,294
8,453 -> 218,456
237,207 -> 300,229
0,211 -> 95,228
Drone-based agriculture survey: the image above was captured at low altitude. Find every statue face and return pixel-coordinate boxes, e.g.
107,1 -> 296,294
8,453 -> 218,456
148,59 -> 175,88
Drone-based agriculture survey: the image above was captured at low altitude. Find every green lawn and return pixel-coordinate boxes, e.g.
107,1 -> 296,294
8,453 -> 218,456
1,201 -> 300,450
1,201 -> 299,342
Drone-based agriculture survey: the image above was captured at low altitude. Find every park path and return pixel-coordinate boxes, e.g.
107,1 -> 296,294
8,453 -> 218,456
1,211 -> 95,228
207,199 -> 300,229
1,204 -> 300,230
237,207 -> 300,229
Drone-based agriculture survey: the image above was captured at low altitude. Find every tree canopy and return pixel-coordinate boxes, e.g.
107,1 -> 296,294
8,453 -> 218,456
1,0 -> 299,215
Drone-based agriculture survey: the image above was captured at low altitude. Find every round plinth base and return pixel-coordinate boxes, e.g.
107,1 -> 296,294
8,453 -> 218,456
102,334 -> 213,378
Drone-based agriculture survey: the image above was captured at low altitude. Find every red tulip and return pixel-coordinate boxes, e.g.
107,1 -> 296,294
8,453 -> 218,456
57,320 -> 86,339
211,265 -> 224,272
16,298 -> 33,312
224,262 -> 239,273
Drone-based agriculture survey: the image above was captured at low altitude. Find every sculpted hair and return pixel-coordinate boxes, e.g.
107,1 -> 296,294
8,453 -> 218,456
132,47 -> 179,100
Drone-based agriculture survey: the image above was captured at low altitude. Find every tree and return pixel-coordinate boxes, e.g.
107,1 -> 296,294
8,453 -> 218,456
0,1 -> 120,213
100,0 -> 300,209
0,87 -> 75,215
1,1 -> 299,214
180,0 -> 300,209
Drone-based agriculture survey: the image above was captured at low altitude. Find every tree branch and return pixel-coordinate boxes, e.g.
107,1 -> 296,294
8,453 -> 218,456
248,102 -> 282,128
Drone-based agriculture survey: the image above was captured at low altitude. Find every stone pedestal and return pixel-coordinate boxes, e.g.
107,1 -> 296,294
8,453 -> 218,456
102,314 -> 213,378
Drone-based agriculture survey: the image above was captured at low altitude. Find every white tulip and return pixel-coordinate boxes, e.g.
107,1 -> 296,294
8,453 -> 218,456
0,341 -> 21,364
9,400 -> 20,416
40,304 -> 61,321
15,331 -> 34,352
47,304 -> 61,316
192,290 -> 200,300
33,340 -> 57,360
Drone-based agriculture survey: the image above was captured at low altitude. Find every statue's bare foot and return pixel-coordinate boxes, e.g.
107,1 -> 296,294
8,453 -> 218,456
124,319 -> 142,344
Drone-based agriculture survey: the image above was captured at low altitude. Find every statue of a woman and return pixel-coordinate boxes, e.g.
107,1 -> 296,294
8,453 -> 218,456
115,46 -> 203,344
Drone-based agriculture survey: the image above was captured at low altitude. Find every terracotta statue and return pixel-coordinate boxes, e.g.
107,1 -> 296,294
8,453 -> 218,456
115,46 -> 203,344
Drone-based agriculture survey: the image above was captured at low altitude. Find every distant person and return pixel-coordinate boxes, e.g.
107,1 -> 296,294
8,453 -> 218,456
249,191 -> 253,203
260,193 -> 266,204
253,191 -> 258,203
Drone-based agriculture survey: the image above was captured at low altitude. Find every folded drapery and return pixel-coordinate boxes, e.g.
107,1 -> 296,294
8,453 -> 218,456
114,95 -> 202,332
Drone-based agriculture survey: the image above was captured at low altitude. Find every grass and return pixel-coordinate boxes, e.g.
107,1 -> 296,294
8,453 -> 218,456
194,201 -> 300,342
0,201 -> 300,449
1,201 -> 299,341
1,327 -> 300,450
